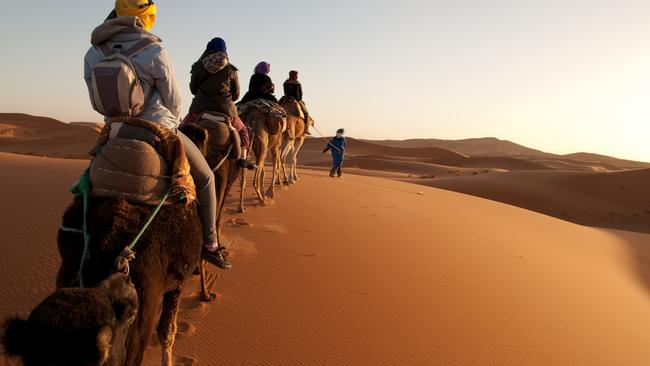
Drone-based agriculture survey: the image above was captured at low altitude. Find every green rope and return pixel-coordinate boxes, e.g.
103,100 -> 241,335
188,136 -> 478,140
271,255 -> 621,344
70,170 -> 91,288
127,188 -> 171,251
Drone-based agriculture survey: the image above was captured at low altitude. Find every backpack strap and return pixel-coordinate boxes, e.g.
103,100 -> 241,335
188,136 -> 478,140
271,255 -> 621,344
122,37 -> 157,58
97,37 -> 157,59
98,43 -> 113,58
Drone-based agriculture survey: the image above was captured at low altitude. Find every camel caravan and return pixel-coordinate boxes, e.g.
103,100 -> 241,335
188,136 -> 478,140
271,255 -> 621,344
1,1 -> 323,365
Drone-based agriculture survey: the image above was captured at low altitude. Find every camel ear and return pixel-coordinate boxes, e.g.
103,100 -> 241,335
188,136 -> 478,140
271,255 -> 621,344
96,326 -> 113,365
2,317 -> 30,358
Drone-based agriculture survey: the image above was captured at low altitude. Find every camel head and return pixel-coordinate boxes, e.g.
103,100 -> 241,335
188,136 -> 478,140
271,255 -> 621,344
2,274 -> 138,366
180,123 -> 209,157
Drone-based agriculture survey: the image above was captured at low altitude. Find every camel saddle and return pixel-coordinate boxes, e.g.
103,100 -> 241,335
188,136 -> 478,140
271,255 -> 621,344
194,112 -> 242,164
237,99 -> 287,134
89,119 -> 195,206
279,96 -> 304,119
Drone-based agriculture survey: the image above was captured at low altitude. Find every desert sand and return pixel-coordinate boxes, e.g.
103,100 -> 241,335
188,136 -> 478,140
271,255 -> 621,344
2,149 -> 650,365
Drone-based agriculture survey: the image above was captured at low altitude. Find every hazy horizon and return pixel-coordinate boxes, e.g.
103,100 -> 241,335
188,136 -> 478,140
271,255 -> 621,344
1,0 -> 648,161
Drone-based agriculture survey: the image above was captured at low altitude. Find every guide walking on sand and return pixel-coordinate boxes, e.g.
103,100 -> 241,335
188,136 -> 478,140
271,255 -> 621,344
322,128 -> 346,177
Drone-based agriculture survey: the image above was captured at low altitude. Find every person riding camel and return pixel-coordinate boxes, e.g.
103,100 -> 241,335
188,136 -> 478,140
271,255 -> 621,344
83,0 -> 231,269
240,62 -> 278,104
283,70 -> 312,135
323,128 -> 346,177
182,37 -> 256,170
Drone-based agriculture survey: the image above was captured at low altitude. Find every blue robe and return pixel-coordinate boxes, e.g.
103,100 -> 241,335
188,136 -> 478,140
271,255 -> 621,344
324,137 -> 346,167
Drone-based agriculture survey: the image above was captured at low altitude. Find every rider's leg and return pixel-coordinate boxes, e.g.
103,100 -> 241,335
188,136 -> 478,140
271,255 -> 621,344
231,116 -> 256,170
177,131 -> 231,269
298,101 -> 311,135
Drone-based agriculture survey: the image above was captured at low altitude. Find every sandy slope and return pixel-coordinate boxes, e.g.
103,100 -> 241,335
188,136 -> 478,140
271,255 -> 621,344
413,169 -> 650,234
0,113 -> 98,159
2,153 -> 650,365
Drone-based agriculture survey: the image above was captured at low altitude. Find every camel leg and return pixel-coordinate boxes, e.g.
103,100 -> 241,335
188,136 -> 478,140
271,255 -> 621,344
281,140 -> 293,185
254,150 -> 267,205
157,287 -> 183,366
198,260 -> 216,302
126,279 -> 165,366
266,147 -> 279,199
292,137 -> 305,182
238,169 -> 247,213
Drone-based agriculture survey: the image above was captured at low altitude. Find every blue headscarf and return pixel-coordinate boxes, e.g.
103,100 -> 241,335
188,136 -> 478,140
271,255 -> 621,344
206,38 -> 227,54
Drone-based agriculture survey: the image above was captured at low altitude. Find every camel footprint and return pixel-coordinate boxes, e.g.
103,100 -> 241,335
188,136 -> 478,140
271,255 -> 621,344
227,218 -> 251,227
174,355 -> 197,366
176,321 -> 197,339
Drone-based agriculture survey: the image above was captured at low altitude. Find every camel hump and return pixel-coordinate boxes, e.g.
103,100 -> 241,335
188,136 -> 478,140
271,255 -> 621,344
280,97 -> 304,119
90,136 -> 171,205
195,115 -> 242,160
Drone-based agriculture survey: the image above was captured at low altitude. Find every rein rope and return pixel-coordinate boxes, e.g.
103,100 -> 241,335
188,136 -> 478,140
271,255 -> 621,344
312,125 -> 344,153
212,144 -> 234,172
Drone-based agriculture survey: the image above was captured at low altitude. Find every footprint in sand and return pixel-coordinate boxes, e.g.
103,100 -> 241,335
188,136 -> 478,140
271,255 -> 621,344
260,223 -> 287,234
174,355 -> 197,366
226,218 -> 251,227
228,238 -> 258,255
176,321 -> 197,339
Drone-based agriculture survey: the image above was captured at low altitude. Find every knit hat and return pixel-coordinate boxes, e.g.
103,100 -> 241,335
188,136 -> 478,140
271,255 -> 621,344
289,70 -> 299,80
115,0 -> 157,31
206,38 -> 227,54
254,62 -> 271,75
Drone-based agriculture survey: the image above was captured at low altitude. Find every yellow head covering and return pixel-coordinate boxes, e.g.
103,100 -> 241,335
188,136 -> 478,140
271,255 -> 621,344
115,0 -> 157,31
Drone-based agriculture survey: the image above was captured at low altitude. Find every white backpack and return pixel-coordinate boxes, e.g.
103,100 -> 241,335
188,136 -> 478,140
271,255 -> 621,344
90,37 -> 156,117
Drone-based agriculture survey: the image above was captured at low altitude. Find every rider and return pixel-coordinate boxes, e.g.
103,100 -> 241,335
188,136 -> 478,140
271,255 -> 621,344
184,37 -> 256,170
283,70 -> 311,135
84,0 -> 231,269
240,62 -> 278,104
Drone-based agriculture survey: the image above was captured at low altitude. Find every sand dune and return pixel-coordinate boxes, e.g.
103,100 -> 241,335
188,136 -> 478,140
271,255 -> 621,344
0,113 -> 99,159
372,136 -> 550,157
564,152 -> 650,170
2,152 -> 650,365
414,169 -> 650,234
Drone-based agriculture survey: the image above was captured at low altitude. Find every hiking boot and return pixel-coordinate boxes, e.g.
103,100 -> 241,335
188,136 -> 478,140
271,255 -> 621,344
202,246 -> 232,269
238,159 -> 257,170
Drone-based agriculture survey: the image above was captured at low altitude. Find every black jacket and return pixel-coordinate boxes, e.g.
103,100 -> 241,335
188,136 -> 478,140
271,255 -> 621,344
283,79 -> 303,101
189,52 -> 240,117
240,74 -> 277,104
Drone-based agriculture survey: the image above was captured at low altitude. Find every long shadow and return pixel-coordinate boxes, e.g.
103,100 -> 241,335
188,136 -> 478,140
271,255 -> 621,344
603,229 -> 650,297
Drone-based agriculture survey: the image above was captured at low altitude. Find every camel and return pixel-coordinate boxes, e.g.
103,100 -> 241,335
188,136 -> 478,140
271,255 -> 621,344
56,127 -> 212,366
3,273 -> 138,366
180,119 -> 241,301
279,98 -> 310,184
238,107 -> 285,213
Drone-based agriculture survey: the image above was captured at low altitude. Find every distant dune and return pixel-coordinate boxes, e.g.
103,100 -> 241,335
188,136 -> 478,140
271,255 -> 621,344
0,113 -> 99,159
2,112 -> 647,235
413,169 -> 650,234
372,137 -> 550,157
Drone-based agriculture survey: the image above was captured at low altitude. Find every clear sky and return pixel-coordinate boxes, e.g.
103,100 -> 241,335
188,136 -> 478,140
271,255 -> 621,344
0,1 -> 648,161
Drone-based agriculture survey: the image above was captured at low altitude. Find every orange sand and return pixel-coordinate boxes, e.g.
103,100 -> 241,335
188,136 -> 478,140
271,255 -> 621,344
2,152 -> 650,365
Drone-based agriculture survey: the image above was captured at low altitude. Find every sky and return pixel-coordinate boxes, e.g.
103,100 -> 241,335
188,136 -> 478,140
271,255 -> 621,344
0,0 -> 648,161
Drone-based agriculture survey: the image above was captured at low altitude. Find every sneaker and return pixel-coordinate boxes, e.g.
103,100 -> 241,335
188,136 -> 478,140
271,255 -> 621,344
202,246 -> 232,269
238,159 -> 257,170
